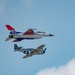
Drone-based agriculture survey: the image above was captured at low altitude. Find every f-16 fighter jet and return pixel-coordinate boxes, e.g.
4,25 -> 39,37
5,25 -> 54,42
14,44 -> 47,58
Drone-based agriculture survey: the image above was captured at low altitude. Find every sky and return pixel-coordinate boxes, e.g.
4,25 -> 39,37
0,0 -> 75,75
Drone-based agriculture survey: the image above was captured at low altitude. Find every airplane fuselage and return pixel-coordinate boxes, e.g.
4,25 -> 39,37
15,48 -> 35,52
15,48 -> 43,55
12,34 -> 42,39
9,33 -> 52,39
30,50 -> 43,55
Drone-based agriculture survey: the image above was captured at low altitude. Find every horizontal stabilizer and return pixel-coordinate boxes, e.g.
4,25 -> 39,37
5,37 -> 12,41
23,54 -> 32,58
13,39 -> 18,42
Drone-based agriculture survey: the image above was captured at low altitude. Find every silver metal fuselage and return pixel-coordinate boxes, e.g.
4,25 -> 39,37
15,48 -> 35,52
15,47 -> 43,54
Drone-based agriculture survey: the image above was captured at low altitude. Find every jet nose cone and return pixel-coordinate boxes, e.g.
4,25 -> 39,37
49,34 -> 54,36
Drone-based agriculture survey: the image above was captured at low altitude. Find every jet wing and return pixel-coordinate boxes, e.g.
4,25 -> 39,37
23,54 -> 33,58
23,29 -> 35,35
5,37 -> 12,41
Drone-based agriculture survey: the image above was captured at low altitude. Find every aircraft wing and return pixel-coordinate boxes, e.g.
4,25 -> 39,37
31,44 -> 45,54
23,29 -> 35,35
5,37 -> 12,41
23,54 -> 33,58
36,44 -> 45,50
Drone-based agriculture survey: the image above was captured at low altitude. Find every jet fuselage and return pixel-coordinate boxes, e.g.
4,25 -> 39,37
9,33 -> 53,39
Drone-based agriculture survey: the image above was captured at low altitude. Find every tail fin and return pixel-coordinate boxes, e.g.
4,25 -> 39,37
5,25 -> 15,31
14,44 -> 18,51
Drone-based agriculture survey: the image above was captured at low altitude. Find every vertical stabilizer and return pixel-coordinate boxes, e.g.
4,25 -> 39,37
14,44 -> 18,51
5,25 -> 15,31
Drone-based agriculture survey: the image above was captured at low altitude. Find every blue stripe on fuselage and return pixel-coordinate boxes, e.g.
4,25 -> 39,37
10,31 -> 22,34
17,38 -> 24,41
26,38 -> 34,40
17,38 -> 34,41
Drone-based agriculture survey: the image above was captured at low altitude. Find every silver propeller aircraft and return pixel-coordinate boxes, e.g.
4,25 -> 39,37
14,44 -> 47,58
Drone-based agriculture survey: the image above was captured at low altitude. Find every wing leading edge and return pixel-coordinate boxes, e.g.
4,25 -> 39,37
23,29 -> 35,35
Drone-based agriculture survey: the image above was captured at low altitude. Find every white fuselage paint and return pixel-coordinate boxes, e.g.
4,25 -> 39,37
12,33 -> 50,39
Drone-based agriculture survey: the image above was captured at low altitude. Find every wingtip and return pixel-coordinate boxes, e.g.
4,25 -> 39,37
22,56 -> 26,58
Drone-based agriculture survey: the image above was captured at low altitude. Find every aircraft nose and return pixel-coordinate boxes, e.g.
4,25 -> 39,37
49,34 -> 54,36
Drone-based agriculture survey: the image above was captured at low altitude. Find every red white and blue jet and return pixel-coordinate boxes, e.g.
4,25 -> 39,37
5,25 -> 54,42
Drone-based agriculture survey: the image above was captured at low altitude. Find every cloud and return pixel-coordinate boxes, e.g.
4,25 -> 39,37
36,58 -> 75,75
0,0 -> 6,16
